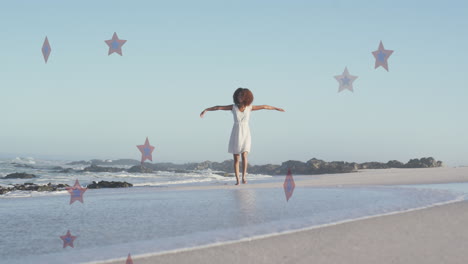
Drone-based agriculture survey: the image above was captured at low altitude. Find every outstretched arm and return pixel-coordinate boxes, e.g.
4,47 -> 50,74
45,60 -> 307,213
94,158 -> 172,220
200,105 -> 233,118
251,105 -> 285,112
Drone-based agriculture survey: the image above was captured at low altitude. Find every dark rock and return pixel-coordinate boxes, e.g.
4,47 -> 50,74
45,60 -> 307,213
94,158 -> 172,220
83,165 -> 125,173
359,162 -> 389,169
404,157 -> 443,168
127,165 -> 154,173
185,160 -> 237,173
145,162 -> 192,171
193,161 -> 212,170
306,160 -> 357,174
386,160 -> 404,168
280,160 -> 311,175
87,181 -> 133,189
67,156 -> 444,176
249,163 -> 281,175
14,183 -> 38,191
3,173 -> 37,179
37,185 -> 55,192
56,183 -> 70,188
0,182 -> 70,195
0,186 -> 12,194
248,158 -> 358,175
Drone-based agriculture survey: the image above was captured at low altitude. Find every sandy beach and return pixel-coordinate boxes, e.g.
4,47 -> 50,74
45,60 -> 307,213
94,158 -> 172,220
97,167 -> 468,264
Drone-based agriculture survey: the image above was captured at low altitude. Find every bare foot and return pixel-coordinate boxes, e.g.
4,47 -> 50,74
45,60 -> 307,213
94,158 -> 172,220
235,181 -> 240,185
242,179 -> 247,184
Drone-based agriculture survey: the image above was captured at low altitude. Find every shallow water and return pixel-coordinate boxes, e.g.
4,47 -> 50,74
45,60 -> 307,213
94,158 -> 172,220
400,182 -> 468,196
0,184 -> 462,264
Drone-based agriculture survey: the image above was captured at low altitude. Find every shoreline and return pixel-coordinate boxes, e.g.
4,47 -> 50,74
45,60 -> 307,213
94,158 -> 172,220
100,199 -> 468,264
91,167 -> 468,264
164,167 -> 468,191
91,194 -> 467,264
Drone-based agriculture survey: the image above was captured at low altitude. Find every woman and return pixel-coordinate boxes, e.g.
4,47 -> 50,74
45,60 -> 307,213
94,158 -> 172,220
200,88 -> 285,185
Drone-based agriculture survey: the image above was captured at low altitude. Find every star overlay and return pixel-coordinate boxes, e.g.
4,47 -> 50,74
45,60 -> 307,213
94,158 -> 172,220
60,230 -> 77,248
66,179 -> 87,204
126,253 -> 134,264
372,41 -> 394,71
137,137 -> 156,164
334,67 -> 358,92
104,32 -> 127,56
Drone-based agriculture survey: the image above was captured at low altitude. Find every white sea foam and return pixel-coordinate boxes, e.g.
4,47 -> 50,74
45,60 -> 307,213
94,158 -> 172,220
13,157 -> 37,164
0,190 -> 68,199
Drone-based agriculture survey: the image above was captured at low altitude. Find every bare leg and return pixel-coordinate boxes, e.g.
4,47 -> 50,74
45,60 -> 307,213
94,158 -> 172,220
233,154 -> 240,185
241,152 -> 248,184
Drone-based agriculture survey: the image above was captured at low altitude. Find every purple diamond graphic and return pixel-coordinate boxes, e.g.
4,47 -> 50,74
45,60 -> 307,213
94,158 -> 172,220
42,36 -> 51,63
283,169 -> 295,202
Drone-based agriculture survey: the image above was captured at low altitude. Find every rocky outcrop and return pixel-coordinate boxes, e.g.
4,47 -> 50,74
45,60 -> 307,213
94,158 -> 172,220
3,172 -> 37,179
0,182 -> 69,195
404,157 -> 443,168
184,160 -> 234,172
87,181 -> 133,189
238,157 -> 442,175
61,157 -> 444,176
0,186 -> 11,194
248,158 -> 358,175
127,165 -> 154,173
386,160 -> 405,168
83,165 -> 126,173
0,180 -> 133,195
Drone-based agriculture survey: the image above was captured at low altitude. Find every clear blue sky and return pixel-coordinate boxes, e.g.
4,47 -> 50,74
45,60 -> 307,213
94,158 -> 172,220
1,0 -> 467,166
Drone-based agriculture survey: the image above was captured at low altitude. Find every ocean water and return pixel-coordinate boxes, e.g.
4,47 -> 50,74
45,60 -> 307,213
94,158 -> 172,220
0,157 -> 273,190
0,158 -> 467,264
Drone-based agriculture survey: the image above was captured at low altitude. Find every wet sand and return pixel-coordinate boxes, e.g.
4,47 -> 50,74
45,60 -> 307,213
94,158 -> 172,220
97,167 -> 468,264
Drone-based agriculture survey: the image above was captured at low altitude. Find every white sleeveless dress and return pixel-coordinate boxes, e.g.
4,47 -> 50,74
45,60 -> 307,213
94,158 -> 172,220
228,104 -> 252,154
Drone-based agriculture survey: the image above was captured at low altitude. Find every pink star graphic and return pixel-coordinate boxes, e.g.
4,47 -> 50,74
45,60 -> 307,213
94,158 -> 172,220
372,41 -> 394,71
104,32 -> 127,56
137,137 -> 155,164
60,230 -> 77,248
283,169 -> 296,202
66,179 -> 87,204
126,253 -> 134,264
334,67 -> 358,93
42,36 -> 51,63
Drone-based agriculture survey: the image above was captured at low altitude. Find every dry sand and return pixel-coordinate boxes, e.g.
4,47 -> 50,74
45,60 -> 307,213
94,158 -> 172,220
98,167 -> 468,264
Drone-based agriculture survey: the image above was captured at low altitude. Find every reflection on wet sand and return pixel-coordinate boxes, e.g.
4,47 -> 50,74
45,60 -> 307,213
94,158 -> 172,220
232,189 -> 261,225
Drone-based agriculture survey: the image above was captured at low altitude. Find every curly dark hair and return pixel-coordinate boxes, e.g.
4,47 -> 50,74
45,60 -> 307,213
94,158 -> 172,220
233,88 -> 254,108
